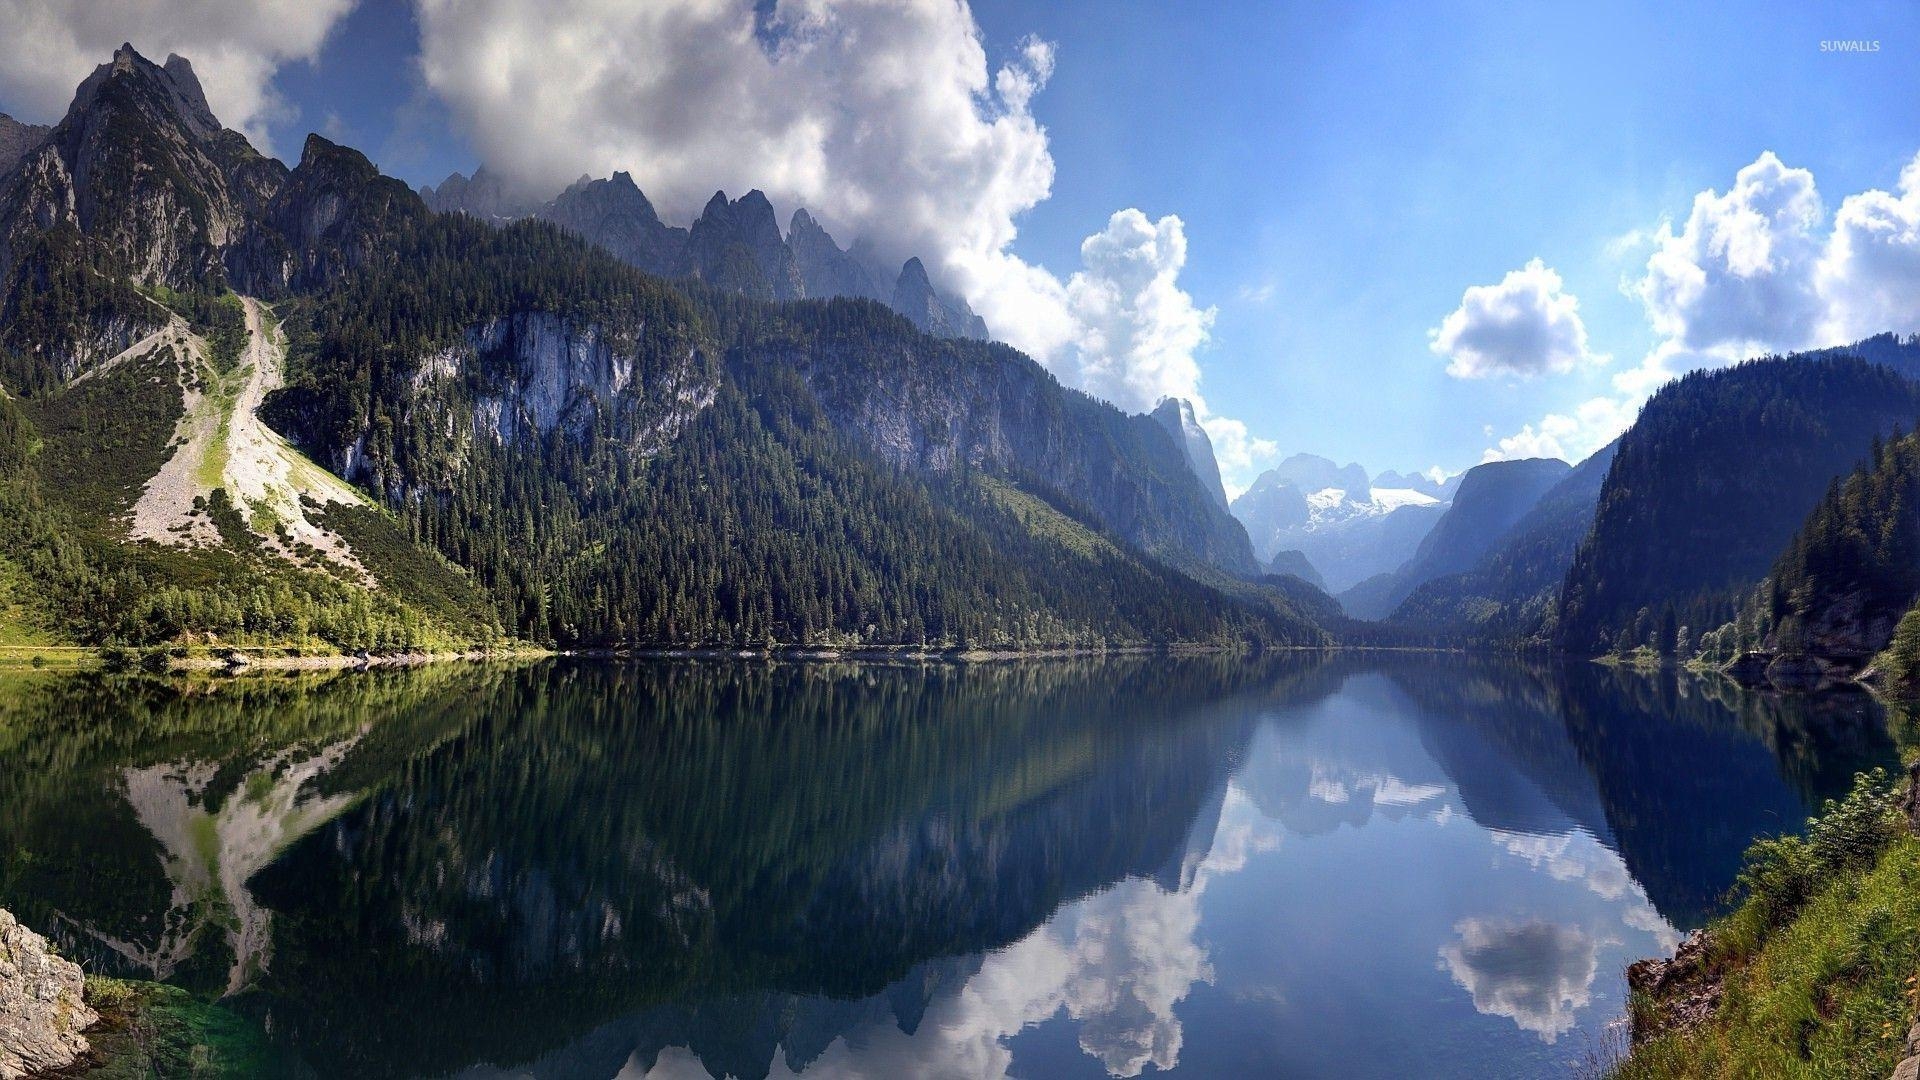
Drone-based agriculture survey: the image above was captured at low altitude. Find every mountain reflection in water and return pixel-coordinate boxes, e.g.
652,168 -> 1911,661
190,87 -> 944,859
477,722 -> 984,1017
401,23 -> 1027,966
0,655 -> 1895,1079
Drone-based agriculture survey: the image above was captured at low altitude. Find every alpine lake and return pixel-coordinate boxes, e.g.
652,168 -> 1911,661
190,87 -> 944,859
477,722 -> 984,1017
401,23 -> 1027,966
0,654 -> 1899,1078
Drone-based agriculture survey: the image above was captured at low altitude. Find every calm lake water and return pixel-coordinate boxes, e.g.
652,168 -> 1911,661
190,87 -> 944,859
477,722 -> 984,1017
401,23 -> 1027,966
0,655 -> 1898,1078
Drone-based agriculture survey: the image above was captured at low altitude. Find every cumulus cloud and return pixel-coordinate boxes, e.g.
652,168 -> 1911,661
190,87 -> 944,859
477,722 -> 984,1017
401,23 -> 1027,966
1439,918 -> 1598,1042
1482,395 -> 1637,464
0,0 -> 354,151
1818,154 -> 1920,343
1486,148 -> 1920,464
1065,210 -> 1215,411
1431,259 -> 1605,379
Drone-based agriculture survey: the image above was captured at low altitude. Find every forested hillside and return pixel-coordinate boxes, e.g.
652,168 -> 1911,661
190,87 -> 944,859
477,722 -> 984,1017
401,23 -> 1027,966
1692,429 -> 1920,677
1558,355 -> 1920,656
0,44 -> 1320,653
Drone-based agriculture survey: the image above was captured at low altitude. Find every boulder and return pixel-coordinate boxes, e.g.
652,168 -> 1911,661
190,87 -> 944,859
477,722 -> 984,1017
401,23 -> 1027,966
0,908 -> 97,1078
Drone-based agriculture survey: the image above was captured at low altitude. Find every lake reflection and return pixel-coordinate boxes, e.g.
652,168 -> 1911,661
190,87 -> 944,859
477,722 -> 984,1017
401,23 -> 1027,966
0,655 -> 1896,1079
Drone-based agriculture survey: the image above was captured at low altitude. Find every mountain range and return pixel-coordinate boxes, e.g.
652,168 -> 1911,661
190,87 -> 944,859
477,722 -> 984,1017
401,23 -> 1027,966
0,43 -> 1316,655
421,168 -> 990,341
7,43 -> 1920,678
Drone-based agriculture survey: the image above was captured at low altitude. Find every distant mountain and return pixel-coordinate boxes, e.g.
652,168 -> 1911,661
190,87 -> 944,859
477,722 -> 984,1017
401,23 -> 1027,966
1267,549 -> 1327,592
1230,452 -> 1448,592
1558,353 -> 1920,655
422,170 -> 988,339
0,44 -> 1300,654
1389,440 -> 1619,636
541,172 -> 685,277
1339,457 -> 1570,620
1150,397 -> 1229,510
1373,468 -> 1461,500
0,113 -> 49,177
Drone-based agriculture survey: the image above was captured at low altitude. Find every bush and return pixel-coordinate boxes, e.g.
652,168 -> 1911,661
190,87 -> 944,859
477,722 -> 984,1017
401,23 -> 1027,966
1733,768 -> 1900,928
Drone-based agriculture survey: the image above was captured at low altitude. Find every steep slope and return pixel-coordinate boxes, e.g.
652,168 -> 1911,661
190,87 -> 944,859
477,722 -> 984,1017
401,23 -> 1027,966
1389,441 -> 1619,636
1339,457 -> 1569,620
1695,429 -> 1920,681
731,300 -> 1263,577
1559,354 -> 1920,656
1267,549 -> 1326,591
1150,396 -> 1229,510
530,172 -> 685,279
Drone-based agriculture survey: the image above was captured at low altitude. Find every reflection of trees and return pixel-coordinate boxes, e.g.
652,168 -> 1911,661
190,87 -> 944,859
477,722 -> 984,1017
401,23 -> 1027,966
1551,664 -> 1896,928
230,658 -> 1279,1077
0,665 -> 494,993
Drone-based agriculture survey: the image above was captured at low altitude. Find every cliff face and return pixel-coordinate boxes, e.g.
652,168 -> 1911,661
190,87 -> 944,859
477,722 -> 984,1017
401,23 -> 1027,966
0,908 -> 98,1079
751,327 -> 1261,575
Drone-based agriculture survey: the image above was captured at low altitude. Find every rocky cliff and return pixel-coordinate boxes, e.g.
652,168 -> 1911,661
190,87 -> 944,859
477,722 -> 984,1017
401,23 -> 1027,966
0,908 -> 97,1078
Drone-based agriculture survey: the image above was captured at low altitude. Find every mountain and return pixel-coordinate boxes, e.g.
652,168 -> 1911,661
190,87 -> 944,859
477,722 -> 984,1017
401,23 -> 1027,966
0,113 -> 49,176
1229,453 -> 1448,592
787,207 -> 885,302
1267,549 -> 1326,591
1150,397 -> 1229,510
683,188 -> 803,300
1389,440 -> 1619,636
422,171 -> 988,339
0,44 -> 1302,653
1374,468 -> 1461,499
540,172 -> 685,277
1558,353 -> 1920,656
1339,457 -> 1570,620
416,165 -> 542,223
1697,429 -> 1920,684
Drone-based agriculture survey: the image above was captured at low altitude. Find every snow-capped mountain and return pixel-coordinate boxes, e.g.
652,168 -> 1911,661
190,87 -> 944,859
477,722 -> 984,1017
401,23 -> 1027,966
1231,455 -> 1454,593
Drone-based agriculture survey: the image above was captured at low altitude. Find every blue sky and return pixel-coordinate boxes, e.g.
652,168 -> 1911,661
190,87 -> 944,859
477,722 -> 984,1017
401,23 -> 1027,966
8,1 -> 1920,484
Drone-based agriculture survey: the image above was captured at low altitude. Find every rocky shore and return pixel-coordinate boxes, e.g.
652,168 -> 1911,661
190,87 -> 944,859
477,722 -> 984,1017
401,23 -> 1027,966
0,909 -> 96,1078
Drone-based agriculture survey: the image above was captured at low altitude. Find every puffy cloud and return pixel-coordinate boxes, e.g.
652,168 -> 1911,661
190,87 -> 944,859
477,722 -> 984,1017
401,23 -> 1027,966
414,0 -> 1054,300
1439,918 -> 1598,1042
1489,148 -> 1920,464
1065,210 -> 1215,412
1482,395 -> 1637,464
1633,151 -> 1826,364
1431,259 -> 1605,379
0,0 -> 355,151
1817,153 -> 1920,343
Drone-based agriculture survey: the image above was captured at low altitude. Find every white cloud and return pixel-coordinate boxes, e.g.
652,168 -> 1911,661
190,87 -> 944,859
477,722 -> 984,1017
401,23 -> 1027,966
1431,259 -> 1605,379
0,0 -> 355,152
1439,918 -> 1598,1042
1064,210 -> 1215,412
1482,395 -> 1636,464
1817,153 -> 1920,344
1486,148 -> 1920,464
1632,151 -> 1826,366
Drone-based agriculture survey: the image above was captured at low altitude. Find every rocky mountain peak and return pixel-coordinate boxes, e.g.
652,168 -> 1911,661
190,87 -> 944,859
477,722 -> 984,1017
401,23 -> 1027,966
891,257 -> 989,340
685,188 -> 802,299
1150,397 -> 1229,510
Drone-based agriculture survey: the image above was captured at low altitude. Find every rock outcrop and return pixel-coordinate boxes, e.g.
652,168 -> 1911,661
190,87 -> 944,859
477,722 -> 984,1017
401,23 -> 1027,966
0,908 -> 97,1078
1150,397 -> 1230,511
0,114 -> 49,178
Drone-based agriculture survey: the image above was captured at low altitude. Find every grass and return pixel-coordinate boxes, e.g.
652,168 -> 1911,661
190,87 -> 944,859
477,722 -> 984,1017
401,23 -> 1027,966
975,475 -> 1123,561
1613,773 -> 1920,1079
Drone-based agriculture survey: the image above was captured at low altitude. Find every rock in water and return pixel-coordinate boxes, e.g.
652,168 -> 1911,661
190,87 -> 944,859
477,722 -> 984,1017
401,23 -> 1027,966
0,908 -> 97,1078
